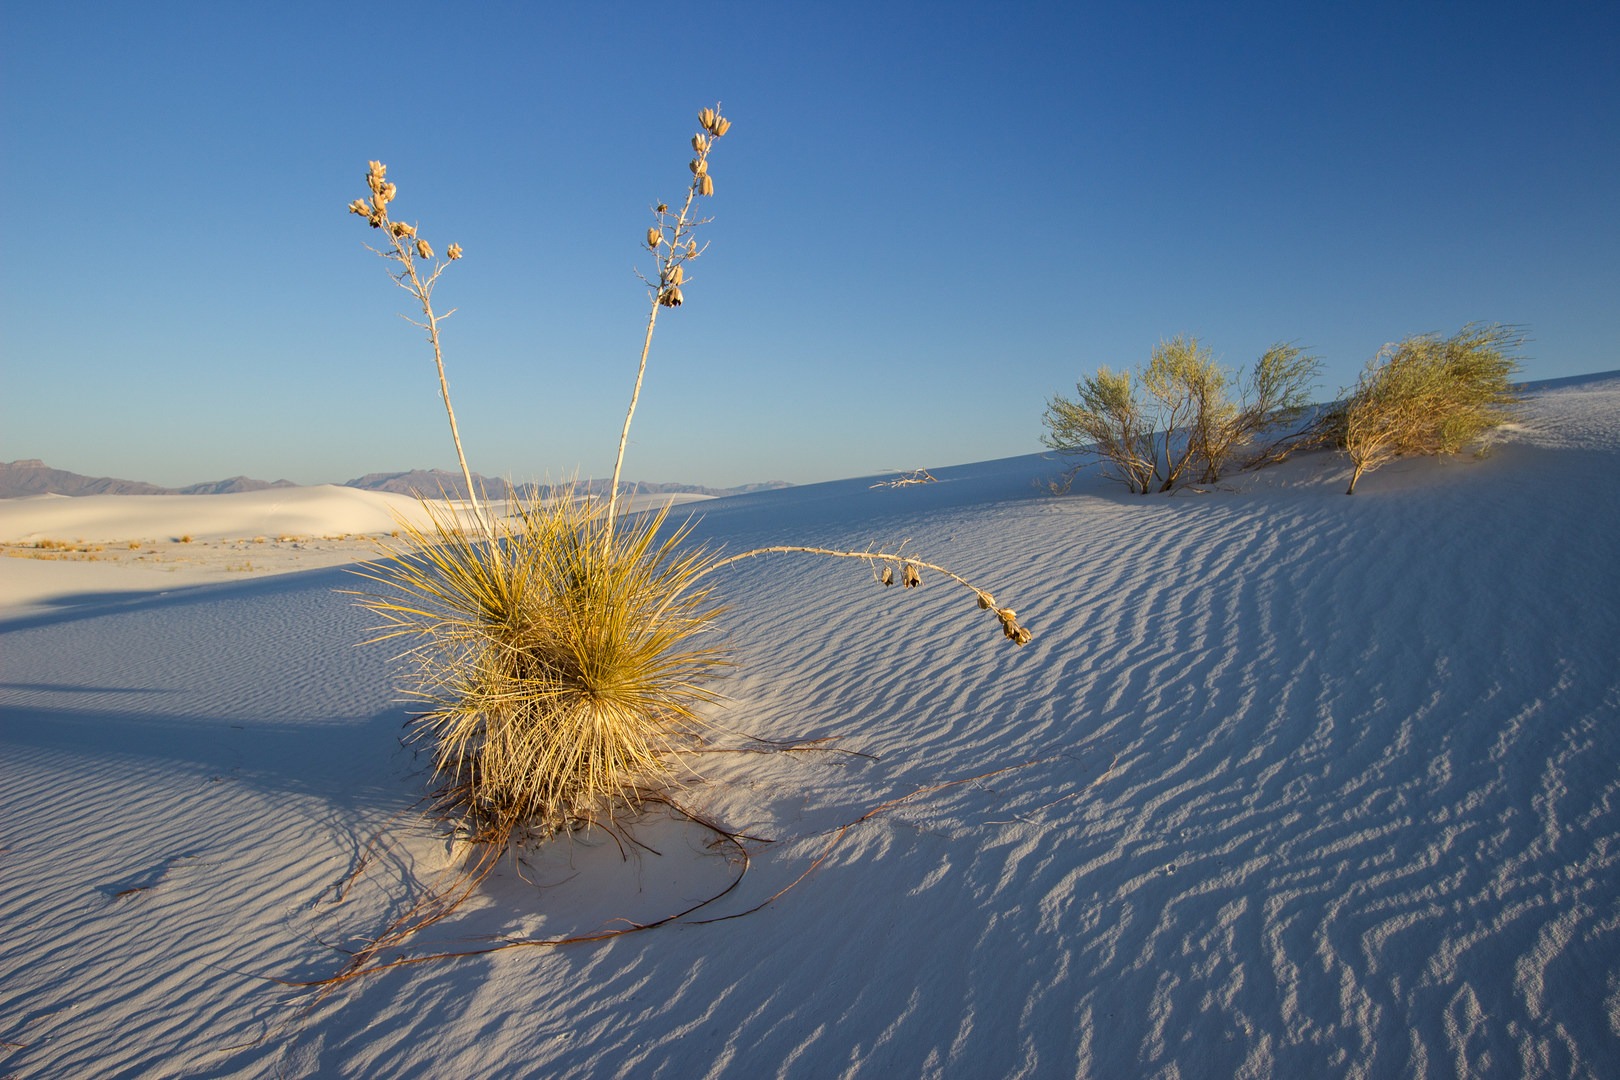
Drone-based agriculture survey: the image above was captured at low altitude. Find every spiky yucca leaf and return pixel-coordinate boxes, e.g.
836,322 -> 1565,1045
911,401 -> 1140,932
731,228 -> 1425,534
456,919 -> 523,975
354,491 -> 728,835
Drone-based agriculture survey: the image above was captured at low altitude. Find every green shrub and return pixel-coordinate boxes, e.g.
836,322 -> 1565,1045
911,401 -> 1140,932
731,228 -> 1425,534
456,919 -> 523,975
1342,323 -> 1522,494
1041,364 -> 1157,492
1043,337 -> 1321,493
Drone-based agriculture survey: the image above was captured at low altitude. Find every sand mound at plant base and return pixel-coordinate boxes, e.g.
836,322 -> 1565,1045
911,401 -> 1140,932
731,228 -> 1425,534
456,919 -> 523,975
2,374 -> 1618,1077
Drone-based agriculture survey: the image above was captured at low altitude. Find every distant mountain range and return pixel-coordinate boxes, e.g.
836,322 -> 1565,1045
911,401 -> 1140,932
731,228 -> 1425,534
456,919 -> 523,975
0,460 -> 790,501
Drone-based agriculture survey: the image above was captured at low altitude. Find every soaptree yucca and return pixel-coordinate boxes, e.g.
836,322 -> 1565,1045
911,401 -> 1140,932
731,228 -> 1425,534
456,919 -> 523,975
355,492 -> 727,836
1343,323 -> 1522,494
349,106 -> 1029,842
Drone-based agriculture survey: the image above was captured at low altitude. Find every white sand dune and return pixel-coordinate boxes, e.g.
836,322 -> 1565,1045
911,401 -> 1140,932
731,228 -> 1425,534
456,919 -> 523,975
0,487 -> 711,613
2,374 -> 1618,1078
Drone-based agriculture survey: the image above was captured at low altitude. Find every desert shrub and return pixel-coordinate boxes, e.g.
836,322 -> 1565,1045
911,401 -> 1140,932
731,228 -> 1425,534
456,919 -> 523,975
1342,323 -> 1522,494
1041,365 -> 1156,492
1199,342 -> 1323,480
1140,335 -> 1228,491
1044,337 -> 1321,493
350,107 -> 1030,842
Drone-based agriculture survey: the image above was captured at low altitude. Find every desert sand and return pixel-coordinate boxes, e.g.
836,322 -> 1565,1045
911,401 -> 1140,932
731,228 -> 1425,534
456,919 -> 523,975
2,374 -> 1618,1078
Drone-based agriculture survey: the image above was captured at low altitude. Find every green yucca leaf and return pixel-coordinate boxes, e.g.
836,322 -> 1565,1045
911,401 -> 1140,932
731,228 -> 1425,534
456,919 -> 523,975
352,489 -> 729,834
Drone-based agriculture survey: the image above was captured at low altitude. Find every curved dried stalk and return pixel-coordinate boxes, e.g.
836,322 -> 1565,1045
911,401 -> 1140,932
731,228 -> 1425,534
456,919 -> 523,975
671,543 -> 1034,646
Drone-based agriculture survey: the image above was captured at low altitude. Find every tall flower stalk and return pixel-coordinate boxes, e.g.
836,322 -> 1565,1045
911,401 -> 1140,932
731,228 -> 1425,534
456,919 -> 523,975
606,106 -> 731,539
347,164 -> 490,540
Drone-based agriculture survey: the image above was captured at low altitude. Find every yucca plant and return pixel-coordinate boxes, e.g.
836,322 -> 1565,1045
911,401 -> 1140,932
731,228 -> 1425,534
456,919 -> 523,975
350,105 -> 1029,845
356,491 -> 728,836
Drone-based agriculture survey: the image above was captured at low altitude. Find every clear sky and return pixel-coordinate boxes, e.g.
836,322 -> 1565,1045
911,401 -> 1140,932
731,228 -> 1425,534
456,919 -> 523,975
3,1 -> 1617,489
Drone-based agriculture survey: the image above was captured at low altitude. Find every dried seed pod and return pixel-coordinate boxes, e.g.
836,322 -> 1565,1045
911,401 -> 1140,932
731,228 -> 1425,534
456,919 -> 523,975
976,591 -> 995,610
660,286 -> 684,307
698,107 -> 718,132
415,238 -> 433,259
446,243 -> 463,260
902,564 -> 921,588
692,133 -> 709,152
712,115 -> 731,137
994,608 -> 1032,645
381,182 -> 397,203
687,240 -> 698,257
646,226 -> 661,249
348,199 -> 371,216
665,264 -> 684,285
657,203 -> 669,214
690,158 -> 708,176
881,565 -> 895,587
698,174 -> 714,197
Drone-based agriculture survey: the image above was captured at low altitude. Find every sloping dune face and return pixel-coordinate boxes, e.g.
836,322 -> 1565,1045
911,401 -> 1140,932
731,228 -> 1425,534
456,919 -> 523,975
2,374 -> 1618,1078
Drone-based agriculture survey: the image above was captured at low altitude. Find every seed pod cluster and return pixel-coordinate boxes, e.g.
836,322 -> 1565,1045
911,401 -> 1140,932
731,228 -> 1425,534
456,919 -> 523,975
995,607 -> 1033,646
873,560 -> 1030,645
698,108 -> 732,138
645,105 -> 731,310
347,160 -> 461,265
692,105 -> 729,197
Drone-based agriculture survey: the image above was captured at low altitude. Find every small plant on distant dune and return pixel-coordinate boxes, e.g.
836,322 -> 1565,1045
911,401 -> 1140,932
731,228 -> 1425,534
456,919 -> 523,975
870,467 -> 939,488
1340,323 -> 1523,494
348,105 -> 1031,849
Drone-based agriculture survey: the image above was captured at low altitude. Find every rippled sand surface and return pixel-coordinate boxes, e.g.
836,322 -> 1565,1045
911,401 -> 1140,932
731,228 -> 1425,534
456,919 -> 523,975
3,374 -> 1617,1077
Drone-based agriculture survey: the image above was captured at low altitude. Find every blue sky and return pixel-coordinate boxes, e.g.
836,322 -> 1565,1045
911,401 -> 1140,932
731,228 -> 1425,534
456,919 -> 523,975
3,1 -> 1617,489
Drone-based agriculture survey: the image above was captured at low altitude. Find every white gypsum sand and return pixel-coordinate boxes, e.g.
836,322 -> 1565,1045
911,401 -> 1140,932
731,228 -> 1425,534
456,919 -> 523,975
0,486 -> 711,613
1,373 -> 1617,1077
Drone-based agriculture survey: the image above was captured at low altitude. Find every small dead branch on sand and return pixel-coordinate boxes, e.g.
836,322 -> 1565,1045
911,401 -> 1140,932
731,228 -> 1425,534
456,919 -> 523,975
870,468 -> 938,488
